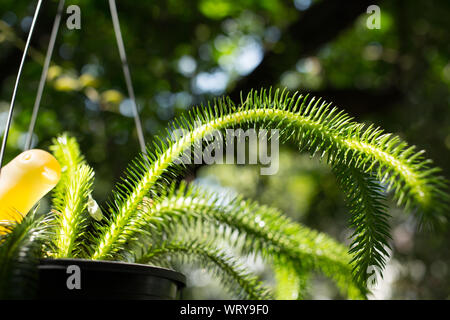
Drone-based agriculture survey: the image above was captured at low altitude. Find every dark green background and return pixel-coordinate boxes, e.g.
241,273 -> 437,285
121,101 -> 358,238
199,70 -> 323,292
0,0 -> 448,299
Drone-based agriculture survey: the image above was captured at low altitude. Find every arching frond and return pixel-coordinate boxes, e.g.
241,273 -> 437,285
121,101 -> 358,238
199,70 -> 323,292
139,240 -> 272,300
273,258 -> 309,300
333,164 -> 391,286
125,183 -> 365,299
91,89 -> 448,262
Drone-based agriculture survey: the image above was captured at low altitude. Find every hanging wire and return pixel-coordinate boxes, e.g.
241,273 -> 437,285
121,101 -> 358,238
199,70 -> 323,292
25,0 -> 65,150
108,0 -> 147,154
0,0 -> 43,171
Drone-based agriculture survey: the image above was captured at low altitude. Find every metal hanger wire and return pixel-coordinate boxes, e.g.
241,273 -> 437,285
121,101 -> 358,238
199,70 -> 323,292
25,0 -> 65,151
108,0 -> 147,154
0,0 -> 43,171
1,0 -> 147,172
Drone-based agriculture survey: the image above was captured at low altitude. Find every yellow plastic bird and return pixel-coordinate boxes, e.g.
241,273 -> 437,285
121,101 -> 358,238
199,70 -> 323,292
0,149 -> 61,231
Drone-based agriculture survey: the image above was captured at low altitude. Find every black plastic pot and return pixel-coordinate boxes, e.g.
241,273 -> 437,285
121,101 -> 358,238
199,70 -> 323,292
37,259 -> 186,300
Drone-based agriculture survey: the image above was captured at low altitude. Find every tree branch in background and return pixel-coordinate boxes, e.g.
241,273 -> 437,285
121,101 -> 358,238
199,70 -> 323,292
230,0 -> 382,109
307,86 -> 402,116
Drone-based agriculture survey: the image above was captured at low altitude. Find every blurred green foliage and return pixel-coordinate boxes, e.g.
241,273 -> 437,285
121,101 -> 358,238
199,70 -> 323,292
0,0 -> 448,299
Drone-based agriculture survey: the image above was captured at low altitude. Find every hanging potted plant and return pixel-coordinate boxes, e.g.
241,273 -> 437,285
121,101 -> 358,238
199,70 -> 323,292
0,89 -> 448,300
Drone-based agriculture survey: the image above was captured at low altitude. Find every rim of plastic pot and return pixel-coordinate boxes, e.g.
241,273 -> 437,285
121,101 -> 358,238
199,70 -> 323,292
39,258 -> 186,286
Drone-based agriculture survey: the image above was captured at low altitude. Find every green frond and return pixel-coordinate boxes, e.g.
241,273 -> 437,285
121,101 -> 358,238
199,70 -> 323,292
50,133 -> 87,212
333,164 -> 391,286
0,211 -> 52,299
49,133 -> 84,169
129,183 -> 365,299
51,164 -> 94,258
50,134 -> 95,258
273,259 -> 308,300
139,240 -> 272,300
91,88 -> 448,260
1,88 -> 446,300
